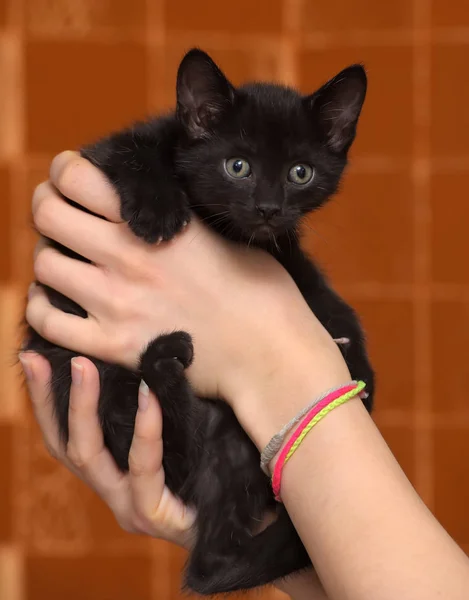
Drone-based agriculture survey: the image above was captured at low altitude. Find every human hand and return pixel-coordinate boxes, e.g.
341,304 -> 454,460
19,351 -> 196,547
26,151 -> 351,448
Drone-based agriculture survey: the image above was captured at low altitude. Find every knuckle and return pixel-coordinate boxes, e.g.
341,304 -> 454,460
24,298 -> 37,328
106,292 -> 128,320
116,519 -> 132,533
32,181 -> 51,215
54,157 -> 83,196
44,441 -> 61,461
33,248 -> 53,283
119,249 -> 141,278
33,193 -> 56,234
66,445 -> 87,469
40,312 -> 59,343
133,416 -> 158,443
66,441 -> 97,472
131,509 -> 152,532
128,452 -> 148,478
25,297 -> 48,335
117,245 -> 158,284
115,516 -> 141,535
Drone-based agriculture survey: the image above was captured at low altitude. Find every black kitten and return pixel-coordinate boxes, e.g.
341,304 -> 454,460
24,49 -> 375,594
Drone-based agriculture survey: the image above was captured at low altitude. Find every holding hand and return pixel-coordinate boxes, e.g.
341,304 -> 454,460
19,351 -> 196,547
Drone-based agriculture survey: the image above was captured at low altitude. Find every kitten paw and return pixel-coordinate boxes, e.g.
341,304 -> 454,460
154,220 -> 187,244
122,190 -> 191,244
141,331 -> 194,370
154,331 -> 194,368
140,332 -> 194,395
125,205 -> 192,244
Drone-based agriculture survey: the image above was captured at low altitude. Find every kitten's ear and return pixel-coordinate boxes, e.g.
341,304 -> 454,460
176,48 -> 235,138
304,65 -> 367,153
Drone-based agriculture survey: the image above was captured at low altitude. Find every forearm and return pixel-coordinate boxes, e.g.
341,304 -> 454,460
247,390 -> 469,600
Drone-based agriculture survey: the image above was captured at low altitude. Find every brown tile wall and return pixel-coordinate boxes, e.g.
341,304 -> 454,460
1,0 -> 468,597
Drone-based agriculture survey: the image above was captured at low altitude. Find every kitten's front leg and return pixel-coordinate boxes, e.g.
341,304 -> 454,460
118,180 -> 190,244
138,331 -> 198,494
81,118 -> 191,244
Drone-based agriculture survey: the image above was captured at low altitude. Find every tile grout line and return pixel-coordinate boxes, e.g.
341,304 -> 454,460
145,0 -> 167,114
19,27 -> 469,48
0,544 -> 24,600
10,1 -> 26,599
376,410 -> 469,429
412,0 -> 434,508
279,0 -> 302,87
144,4 -> 174,599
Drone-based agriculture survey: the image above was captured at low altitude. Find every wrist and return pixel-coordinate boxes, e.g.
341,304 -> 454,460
226,310 -> 352,451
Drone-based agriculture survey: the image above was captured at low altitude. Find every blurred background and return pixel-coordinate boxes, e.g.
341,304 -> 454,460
1,0 -> 469,598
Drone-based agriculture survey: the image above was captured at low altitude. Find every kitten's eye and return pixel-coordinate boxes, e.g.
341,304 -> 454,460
288,164 -> 314,185
225,158 -> 251,179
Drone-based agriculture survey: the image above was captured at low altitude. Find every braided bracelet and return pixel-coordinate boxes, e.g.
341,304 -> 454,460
271,380 -> 366,501
259,335 -> 364,475
260,377 -> 368,475
260,380 -> 359,474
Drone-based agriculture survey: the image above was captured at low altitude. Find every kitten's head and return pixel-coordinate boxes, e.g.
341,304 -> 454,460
175,49 -> 367,243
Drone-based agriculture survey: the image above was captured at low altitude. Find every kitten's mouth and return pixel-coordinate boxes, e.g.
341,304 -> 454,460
253,222 -> 295,240
251,223 -> 291,243
235,214 -> 295,243
254,224 -> 274,239
244,224 -> 279,242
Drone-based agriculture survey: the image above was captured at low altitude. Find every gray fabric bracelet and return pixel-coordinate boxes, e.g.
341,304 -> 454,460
260,379 -> 359,475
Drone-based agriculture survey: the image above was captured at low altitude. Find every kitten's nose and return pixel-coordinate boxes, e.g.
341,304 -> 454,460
256,204 -> 280,221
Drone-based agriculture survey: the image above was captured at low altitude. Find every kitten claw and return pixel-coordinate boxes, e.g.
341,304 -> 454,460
155,236 -> 163,245
182,220 -> 189,228
333,337 -> 350,346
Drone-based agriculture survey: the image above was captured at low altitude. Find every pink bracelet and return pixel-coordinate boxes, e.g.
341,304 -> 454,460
271,381 -> 365,501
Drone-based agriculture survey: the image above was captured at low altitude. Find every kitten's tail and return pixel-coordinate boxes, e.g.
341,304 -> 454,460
184,507 -> 311,595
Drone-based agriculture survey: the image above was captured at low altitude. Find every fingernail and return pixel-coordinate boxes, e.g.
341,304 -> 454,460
138,380 -> 149,411
28,282 -> 36,299
19,353 -> 33,381
71,358 -> 83,385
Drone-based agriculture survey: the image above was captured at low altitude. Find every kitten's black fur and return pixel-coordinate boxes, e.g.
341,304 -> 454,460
24,49 -> 375,595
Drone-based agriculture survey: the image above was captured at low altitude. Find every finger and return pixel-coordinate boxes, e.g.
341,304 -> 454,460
26,286 -> 108,358
128,381 -> 165,514
34,245 -> 107,313
32,182 -> 124,265
19,351 -> 64,461
129,382 -> 195,538
66,357 -> 127,505
49,151 -> 122,223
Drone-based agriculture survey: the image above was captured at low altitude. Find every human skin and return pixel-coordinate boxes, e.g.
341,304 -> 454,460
23,151 -> 469,600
